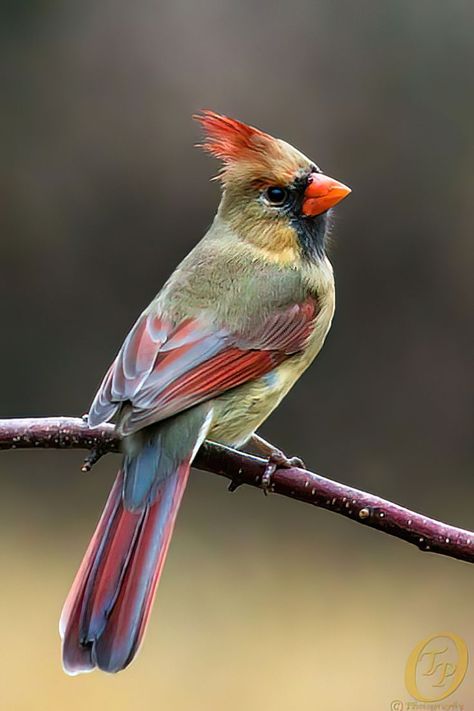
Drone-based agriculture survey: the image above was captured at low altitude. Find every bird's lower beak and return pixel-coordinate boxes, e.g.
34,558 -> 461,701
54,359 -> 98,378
302,173 -> 351,216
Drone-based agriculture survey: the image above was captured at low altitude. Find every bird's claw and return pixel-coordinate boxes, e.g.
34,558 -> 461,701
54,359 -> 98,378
227,478 -> 242,493
261,450 -> 306,494
81,445 -> 104,472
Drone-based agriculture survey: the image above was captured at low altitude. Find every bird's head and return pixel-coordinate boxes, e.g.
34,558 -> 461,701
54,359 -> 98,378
194,110 -> 351,264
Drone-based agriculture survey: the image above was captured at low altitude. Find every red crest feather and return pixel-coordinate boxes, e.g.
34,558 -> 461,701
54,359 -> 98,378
193,110 -> 308,184
193,110 -> 272,164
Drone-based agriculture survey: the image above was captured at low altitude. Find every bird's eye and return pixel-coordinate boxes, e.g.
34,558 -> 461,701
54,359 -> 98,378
264,186 -> 288,206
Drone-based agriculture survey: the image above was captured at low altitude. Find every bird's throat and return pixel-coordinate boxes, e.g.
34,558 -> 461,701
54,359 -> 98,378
291,212 -> 329,262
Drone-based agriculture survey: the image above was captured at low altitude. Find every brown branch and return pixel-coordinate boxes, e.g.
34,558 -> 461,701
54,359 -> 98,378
0,417 -> 472,564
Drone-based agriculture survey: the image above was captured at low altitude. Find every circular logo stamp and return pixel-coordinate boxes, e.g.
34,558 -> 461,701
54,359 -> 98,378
405,632 -> 468,702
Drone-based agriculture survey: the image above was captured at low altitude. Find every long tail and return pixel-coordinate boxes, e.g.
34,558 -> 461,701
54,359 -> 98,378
60,406 -> 212,674
60,463 -> 189,674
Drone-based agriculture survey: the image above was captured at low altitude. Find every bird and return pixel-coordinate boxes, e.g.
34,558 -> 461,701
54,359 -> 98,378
60,110 -> 351,674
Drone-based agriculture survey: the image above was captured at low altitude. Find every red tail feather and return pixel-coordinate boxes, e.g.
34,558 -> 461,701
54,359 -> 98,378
60,463 -> 190,674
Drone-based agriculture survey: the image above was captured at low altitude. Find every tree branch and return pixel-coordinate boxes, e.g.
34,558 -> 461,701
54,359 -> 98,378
0,417 -> 472,564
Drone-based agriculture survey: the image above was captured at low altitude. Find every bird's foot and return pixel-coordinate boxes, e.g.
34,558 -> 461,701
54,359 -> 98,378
81,445 -> 105,472
227,478 -> 243,493
261,450 -> 306,494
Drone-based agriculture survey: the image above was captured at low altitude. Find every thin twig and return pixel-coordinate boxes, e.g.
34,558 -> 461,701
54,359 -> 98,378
0,417 -> 472,564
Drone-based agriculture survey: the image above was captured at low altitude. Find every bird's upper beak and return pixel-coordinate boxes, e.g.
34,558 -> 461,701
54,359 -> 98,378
302,173 -> 351,217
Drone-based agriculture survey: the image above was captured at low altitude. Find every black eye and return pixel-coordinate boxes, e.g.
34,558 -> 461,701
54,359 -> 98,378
264,186 -> 288,206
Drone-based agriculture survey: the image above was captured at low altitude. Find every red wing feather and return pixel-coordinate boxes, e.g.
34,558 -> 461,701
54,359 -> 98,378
88,297 -> 318,433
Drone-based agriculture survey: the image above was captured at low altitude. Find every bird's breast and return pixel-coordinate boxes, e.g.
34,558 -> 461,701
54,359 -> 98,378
209,271 -> 335,449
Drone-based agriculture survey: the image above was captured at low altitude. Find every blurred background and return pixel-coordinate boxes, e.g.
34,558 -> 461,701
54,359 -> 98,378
0,1 -> 472,709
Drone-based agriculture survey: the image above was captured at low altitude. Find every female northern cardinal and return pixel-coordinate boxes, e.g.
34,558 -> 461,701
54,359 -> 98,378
60,111 -> 351,674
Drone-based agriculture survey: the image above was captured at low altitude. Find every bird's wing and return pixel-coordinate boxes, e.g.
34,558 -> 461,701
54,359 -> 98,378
88,297 -> 318,435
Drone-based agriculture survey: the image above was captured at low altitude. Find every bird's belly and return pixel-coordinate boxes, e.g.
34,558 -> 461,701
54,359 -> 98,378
208,370 -> 287,448
208,325 -> 331,448
208,277 -> 335,449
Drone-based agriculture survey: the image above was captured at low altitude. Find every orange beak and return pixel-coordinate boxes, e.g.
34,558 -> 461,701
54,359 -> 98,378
302,173 -> 351,217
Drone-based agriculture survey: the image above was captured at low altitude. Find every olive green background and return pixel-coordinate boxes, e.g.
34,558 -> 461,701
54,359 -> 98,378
0,1 -> 472,709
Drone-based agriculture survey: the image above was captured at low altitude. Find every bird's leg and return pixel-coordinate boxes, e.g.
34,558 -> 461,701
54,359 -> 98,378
80,413 -> 106,472
247,434 -> 306,493
227,478 -> 242,493
81,445 -> 106,472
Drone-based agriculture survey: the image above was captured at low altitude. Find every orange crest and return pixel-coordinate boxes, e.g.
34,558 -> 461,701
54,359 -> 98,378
194,110 -> 267,160
193,110 -> 282,180
193,110 -> 310,185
